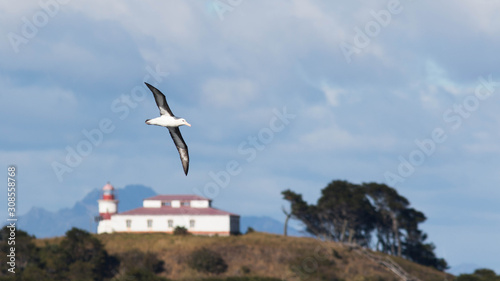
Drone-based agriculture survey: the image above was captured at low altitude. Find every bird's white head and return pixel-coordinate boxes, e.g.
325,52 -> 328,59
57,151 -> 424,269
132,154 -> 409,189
179,118 -> 191,127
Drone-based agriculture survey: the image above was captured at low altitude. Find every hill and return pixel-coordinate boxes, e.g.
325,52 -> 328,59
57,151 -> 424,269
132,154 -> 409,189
36,231 -> 454,281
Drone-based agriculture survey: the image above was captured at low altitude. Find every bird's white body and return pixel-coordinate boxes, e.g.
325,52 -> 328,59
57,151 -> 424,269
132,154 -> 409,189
146,116 -> 188,127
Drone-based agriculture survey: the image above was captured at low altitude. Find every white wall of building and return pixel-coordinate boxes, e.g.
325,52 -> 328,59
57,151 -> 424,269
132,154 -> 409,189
190,200 -> 210,208
103,214 -> 232,235
98,200 -> 118,214
143,200 -> 161,208
97,219 -> 115,234
97,196 -> 239,235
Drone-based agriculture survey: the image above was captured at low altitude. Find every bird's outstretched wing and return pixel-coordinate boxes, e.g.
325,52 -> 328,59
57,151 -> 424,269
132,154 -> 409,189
145,82 -> 174,117
168,127 -> 189,175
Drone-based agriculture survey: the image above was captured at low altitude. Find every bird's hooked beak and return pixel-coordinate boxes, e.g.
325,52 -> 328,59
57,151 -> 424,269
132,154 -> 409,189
185,122 -> 192,127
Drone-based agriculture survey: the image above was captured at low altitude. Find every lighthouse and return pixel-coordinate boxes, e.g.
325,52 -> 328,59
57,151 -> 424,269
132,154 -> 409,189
97,183 -> 119,233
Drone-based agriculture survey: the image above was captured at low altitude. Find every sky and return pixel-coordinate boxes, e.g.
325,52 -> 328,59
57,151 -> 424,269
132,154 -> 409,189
1,0 -> 500,273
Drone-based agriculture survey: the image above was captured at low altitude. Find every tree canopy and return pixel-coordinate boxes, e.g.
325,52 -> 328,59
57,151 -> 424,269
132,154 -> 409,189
282,180 -> 448,271
0,227 -> 167,281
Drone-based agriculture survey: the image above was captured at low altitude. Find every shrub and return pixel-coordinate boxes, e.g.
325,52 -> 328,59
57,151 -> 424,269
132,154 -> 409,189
240,265 -> 251,274
59,228 -> 118,280
173,226 -> 189,235
245,227 -> 255,234
116,268 -> 171,281
117,249 -> 165,274
456,275 -> 483,281
201,276 -> 282,281
187,248 -> 228,274
456,268 -> 500,281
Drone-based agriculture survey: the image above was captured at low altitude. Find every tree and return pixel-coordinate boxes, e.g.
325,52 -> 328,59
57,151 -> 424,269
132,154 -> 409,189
282,189 -> 325,238
282,206 -> 292,237
38,243 -> 69,280
61,228 -> 116,280
282,179 -> 449,271
283,181 -> 376,245
317,180 -> 376,245
363,182 -> 409,256
0,226 -> 39,276
0,227 -> 122,280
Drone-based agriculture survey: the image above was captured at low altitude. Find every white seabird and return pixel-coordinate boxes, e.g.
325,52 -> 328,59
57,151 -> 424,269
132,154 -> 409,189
145,82 -> 191,175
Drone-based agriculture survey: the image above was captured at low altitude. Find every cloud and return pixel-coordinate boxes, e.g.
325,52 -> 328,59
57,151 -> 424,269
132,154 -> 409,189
0,82 -> 78,120
201,77 -> 258,108
320,83 -> 345,107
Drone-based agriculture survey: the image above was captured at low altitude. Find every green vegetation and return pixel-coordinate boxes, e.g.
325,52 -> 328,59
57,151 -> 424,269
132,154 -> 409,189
115,268 -> 171,281
245,227 -> 255,234
201,277 -> 283,281
283,180 -> 448,271
0,227 -> 167,281
174,226 -> 189,235
0,227 -> 117,281
116,249 -> 166,278
187,247 -> 228,274
456,268 -> 500,281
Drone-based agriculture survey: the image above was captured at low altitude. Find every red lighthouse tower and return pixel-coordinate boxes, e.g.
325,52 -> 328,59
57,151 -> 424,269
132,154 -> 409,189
98,182 -> 119,220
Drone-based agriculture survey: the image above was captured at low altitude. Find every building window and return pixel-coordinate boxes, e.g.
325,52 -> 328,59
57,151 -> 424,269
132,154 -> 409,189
189,219 -> 195,228
168,220 -> 173,228
147,219 -> 153,228
162,201 -> 171,206
182,201 -> 190,207
126,219 -> 131,228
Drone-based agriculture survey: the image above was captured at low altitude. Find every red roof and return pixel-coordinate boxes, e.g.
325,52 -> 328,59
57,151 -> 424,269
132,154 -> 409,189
115,206 -> 238,216
144,195 -> 210,201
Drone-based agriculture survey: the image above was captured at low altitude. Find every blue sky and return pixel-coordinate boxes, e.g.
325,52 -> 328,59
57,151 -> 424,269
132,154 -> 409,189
1,0 -> 500,272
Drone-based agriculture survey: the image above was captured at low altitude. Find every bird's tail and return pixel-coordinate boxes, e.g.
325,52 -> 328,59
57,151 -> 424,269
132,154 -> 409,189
145,119 -> 151,125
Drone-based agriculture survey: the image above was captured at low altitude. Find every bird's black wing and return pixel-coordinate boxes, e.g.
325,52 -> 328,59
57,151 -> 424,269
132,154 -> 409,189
168,127 -> 189,175
145,82 -> 174,116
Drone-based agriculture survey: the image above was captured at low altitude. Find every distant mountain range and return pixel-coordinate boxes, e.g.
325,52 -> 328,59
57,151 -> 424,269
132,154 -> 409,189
17,184 -> 157,238
16,184 -> 303,238
240,216 -> 304,236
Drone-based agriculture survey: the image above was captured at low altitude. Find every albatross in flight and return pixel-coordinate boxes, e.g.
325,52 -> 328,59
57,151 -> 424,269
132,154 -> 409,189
145,82 -> 191,175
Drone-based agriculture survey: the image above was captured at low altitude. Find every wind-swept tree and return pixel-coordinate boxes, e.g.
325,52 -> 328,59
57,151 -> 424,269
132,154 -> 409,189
363,182 -> 409,256
282,181 -> 376,245
282,206 -> 292,237
399,208 -> 448,271
317,180 -> 376,245
281,189 -> 326,238
282,179 -> 448,271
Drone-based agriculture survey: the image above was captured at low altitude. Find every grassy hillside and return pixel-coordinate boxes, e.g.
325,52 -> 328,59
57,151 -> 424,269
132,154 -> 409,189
36,232 -> 454,281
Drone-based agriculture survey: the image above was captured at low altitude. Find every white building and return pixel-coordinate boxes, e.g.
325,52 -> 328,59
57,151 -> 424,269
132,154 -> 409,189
97,183 -> 240,236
